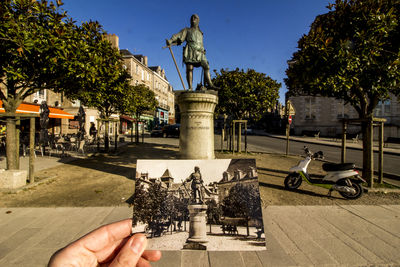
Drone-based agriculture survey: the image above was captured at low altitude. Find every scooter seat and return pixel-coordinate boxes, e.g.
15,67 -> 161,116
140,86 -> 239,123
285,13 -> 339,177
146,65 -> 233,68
322,163 -> 355,172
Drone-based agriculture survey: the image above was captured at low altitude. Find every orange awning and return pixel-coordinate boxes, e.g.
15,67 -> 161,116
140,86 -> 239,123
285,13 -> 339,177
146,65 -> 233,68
120,115 -> 136,122
0,100 -> 74,119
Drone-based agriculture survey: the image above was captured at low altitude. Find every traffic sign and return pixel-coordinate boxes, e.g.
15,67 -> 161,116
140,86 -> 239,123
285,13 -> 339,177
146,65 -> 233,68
288,115 -> 292,125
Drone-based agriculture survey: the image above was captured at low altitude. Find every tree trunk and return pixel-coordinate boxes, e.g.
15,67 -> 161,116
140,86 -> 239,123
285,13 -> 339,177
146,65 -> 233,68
104,120 -> 110,152
135,118 -> 139,144
361,118 -> 374,187
6,118 -> 18,170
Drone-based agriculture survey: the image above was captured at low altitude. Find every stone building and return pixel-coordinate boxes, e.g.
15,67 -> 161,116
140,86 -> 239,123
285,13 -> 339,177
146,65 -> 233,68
135,169 -> 218,202
0,86 -> 77,136
217,159 -> 259,201
289,93 -> 400,139
106,34 -> 175,129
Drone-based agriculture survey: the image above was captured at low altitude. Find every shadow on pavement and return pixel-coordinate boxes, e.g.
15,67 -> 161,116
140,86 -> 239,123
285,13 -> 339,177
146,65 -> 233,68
258,181 -> 342,199
60,143 -> 180,180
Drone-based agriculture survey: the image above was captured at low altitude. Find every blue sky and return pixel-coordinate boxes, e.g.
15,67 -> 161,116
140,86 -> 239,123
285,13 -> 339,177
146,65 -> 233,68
62,0 -> 331,103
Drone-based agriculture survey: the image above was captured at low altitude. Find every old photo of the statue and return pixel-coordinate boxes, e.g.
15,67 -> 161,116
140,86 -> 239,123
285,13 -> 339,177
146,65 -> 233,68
131,159 -> 265,251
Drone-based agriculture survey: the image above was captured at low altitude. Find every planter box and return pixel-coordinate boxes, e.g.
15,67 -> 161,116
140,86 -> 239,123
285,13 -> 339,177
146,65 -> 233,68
0,170 -> 27,189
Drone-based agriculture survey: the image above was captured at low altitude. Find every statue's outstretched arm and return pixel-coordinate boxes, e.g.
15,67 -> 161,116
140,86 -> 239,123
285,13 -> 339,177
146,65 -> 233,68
166,28 -> 187,46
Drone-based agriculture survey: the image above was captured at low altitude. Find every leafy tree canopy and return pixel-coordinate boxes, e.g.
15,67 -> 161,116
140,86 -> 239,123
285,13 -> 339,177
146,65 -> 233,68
122,84 -> 157,118
285,0 -> 400,118
121,84 -> 157,143
0,0 -> 76,111
285,0 -> 400,186
212,68 -> 280,120
60,21 -> 131,119
222,183 -> 262,220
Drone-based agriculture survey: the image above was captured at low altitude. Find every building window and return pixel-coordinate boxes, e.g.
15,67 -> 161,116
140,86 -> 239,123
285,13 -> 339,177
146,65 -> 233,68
34,89 -> 46,103
336,100 -> 349,119
304,97 -> 316,120
374,100 -> 391,117
141,70 -> 144,81
136,65 -> 139,74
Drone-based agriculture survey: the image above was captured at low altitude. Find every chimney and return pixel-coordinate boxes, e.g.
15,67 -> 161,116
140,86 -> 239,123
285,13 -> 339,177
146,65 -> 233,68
143,56 -> 148,66
105,34 -> 119,49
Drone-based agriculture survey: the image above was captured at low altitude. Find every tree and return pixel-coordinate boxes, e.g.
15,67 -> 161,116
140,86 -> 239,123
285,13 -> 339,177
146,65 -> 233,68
206,198 -> 221,233
131,182 -> 152,226
222,183 -> 262,235
122,84 -> 157,143
131,181 -> 168,226
285,0 -> 400,185
212,68 -> 281,120
0,0 -> 77,169
62,22 -> 132,152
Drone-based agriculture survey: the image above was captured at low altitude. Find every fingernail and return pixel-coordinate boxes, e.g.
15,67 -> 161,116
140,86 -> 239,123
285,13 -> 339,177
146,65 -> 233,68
130,235 -> 146,254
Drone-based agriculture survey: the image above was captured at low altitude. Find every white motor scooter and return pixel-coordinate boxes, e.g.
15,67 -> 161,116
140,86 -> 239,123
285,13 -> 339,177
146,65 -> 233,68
284,146 -> 366,199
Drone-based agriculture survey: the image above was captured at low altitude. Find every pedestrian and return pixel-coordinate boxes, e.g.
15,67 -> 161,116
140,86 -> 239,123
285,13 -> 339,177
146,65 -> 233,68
89,122 -> 97,137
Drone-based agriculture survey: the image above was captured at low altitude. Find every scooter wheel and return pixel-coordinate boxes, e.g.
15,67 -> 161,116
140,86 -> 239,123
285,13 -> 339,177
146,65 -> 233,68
284,173 -> 302,189
339,182 -> 363,199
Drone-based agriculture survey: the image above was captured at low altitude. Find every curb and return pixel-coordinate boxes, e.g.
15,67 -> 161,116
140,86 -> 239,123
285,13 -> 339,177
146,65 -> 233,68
0,175 -> 57,194
263,133 -> 400,156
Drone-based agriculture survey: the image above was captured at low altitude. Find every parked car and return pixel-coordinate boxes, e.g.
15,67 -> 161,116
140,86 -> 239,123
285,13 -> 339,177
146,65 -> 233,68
242,128 -> 255,135
150,126 -> 163,137
162,124 -> 180,138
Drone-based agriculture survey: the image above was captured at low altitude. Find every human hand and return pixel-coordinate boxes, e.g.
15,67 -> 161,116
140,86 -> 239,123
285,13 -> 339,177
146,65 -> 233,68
48,219 -> 161,267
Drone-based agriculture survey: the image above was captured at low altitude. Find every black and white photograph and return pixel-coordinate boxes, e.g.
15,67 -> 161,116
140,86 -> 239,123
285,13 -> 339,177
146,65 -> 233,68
131,159 -> 265,251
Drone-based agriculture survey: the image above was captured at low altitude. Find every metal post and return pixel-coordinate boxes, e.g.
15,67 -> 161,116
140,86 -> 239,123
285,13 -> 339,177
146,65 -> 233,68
29,117 -> 35,183
232,122 -> 235,154
366,119 -> 374,188
244,121 -> 248,154
97,120 -> 100,152
142,122 -> 145,144
16,117 -> 20,169
286,120 -> 290,156
131,122 -> 134,143
378,122 -> 384,184
221,127 -> 224,152
114,121 -> 118,152
341,120 -> 347,163
228,126 -> 232,151
238,122 -> 241,153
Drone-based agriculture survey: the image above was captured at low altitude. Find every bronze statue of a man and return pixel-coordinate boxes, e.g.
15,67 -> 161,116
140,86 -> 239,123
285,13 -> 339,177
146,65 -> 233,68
185,166 -> 204,203
166,14 -> 217,90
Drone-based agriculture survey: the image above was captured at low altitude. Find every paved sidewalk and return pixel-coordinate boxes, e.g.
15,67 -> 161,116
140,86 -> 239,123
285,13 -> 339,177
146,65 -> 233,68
0,205 -> 399,266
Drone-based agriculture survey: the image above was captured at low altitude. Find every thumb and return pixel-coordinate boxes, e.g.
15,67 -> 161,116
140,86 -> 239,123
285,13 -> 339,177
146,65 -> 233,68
110,234 -> 147,267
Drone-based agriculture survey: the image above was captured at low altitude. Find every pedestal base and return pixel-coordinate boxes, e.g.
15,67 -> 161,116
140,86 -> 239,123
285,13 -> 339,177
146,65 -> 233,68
178,91 -> 218,159
0,170 -> 27,189
186,204 -> 208,245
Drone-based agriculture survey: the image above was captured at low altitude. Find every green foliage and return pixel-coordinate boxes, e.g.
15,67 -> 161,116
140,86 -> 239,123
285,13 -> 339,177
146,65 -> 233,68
212,68 -> 281,120
60,21 -> 131,119
121,84 -> 157,143
222,183 -> 262,220
285,0 -> 400,117
0,0 -> 75,111
122,84 -> 157,119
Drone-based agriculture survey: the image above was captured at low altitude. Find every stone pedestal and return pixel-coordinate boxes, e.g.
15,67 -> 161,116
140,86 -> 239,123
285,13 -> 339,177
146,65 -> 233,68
178,91 -> 218,159
0,170 -> 27,189
186,204 -> 208,243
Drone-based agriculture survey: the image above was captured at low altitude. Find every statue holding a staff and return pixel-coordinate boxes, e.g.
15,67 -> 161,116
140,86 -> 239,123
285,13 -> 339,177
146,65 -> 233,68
165,14 -> 217,91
